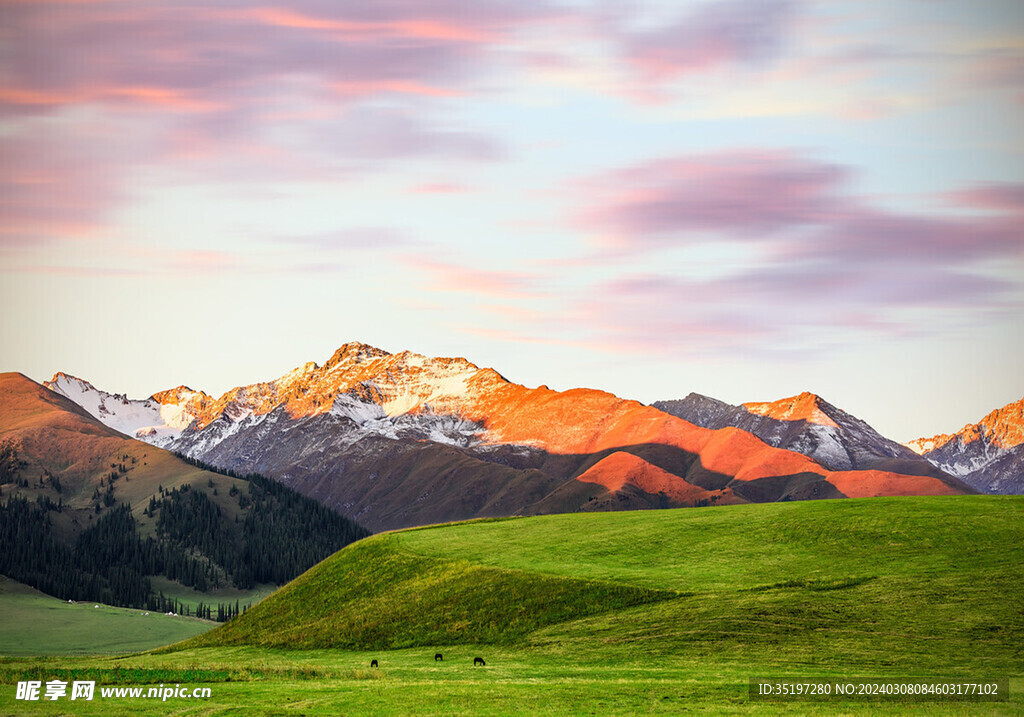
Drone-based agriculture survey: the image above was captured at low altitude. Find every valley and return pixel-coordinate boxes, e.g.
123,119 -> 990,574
0,576 -> 212,657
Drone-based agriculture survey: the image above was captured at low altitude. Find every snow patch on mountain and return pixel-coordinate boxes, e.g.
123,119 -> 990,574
331,392 -> 388,425
43,372 -> 205,446
906,437 -> 940,455
174,410 -> 270,459
328,391 -> 481,447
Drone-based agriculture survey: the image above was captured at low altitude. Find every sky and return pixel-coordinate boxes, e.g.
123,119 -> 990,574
1,0 -> 1022,443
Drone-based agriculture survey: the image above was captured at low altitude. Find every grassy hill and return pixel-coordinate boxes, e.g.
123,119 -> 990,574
185,531 -> 676,650
193,495 -> 1023,672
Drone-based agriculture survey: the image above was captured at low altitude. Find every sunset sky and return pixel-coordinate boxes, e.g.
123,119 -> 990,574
1,0 -> 1022,442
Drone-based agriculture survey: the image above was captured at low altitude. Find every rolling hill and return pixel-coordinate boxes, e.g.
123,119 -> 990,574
2,495 -> 1019,715
189,494 -> 1023,678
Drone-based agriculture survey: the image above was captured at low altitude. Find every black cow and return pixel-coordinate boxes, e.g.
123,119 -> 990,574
434,653 -> 443,661
370,659 -> 378,668
473,657 -> 486,667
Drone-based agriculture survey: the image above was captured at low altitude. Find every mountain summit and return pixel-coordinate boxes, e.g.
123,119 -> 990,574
183,341 -> 490,437
46,343 -> 972,530
743,392 -> 841,428
652,391 -> 947,479
907,396 -> 1024,493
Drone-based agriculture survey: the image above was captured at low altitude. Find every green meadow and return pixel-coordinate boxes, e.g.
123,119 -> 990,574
1,495 -> 1022,714
0,577 -> 212,657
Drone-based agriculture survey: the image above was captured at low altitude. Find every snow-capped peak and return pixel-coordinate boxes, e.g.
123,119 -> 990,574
279,361 -> 320,386
323,342 -> 392,371
905,396 -> 1024,487
173,342 -> 494,438
44,372 -> 208,446
905,435 -> 948,455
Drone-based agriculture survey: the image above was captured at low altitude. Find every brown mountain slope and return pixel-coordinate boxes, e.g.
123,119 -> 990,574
575,451 -> 743,505
0,371 -> 248,537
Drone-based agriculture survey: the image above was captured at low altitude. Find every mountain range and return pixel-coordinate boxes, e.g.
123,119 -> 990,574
41,341 -> 986,532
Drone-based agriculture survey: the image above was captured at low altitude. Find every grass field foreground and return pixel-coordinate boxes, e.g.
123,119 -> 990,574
1,495 -> 1022,714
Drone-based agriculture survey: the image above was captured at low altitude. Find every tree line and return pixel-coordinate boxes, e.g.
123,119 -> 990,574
0,444 -> 370,619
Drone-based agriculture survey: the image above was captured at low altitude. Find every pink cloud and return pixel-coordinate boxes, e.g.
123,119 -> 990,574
947,183 -> 1024,214
332,81 -> 465,99
617,0 -> 799,83
574,150 -> 1023,264
0,121 -> 135,245
0,1 -> 553,119
574,262 -> 1010,358
955,50 -> 1024,93
815,210 -> 1021,265
566,150 -> 1024,355
0,85 -> 223,112
309,106 -> 502,163
1,0 -> 543,243
575,150 -> 847,241
402,255 -> 541,301
236,6 -> 500,44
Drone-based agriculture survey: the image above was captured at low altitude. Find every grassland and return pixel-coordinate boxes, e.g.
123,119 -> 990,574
1,495 -> 1021,715
0,576 -> 213,657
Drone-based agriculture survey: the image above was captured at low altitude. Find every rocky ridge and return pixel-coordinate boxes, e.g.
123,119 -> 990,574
907,397 -> 1024,493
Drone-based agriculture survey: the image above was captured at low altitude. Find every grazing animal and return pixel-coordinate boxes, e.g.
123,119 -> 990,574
370,659 -> 378,668
435,653 -> 443,662
474,657 -> 486,667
